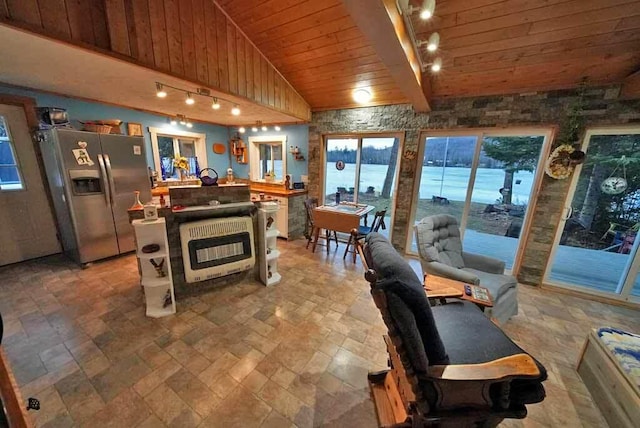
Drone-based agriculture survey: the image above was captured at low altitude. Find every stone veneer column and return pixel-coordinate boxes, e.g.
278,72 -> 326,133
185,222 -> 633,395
308,85 -> 640,286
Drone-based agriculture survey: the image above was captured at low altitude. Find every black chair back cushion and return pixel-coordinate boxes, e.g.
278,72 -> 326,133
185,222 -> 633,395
365,233 -> 449,372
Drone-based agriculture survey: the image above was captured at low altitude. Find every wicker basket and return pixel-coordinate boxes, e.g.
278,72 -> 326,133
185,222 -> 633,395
83,123 -> 112,134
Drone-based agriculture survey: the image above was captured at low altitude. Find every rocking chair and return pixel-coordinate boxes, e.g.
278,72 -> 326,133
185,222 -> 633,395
354,231 -> 547,427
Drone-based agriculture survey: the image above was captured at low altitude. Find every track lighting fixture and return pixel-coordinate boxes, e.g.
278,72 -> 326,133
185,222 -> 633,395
170,117 -> 177,126
252,125 -> 258,132
261,125 -> 268,131
186,121 -> 193,128
420,0 -> 436,20
179,117 -> 186,125
153,82 -> 242,116
156,82 -> 167,98
274,126 -> 281,131
238,127 -> 246,133
430,57 -> 442,72
426,32 -> 440,52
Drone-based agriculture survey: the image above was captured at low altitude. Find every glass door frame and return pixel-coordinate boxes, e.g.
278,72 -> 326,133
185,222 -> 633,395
406,127 -> 554,277
320,131 -> 405,242
543,126 -> 640,304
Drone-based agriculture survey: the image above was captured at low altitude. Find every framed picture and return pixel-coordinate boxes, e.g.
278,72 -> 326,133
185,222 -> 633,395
127,122 -> 143,137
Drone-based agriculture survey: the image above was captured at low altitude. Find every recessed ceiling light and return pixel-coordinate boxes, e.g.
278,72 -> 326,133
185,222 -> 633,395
353,88 -> 372,104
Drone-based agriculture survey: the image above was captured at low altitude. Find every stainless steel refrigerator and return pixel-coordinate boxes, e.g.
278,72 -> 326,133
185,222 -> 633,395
39,129 -> 151,264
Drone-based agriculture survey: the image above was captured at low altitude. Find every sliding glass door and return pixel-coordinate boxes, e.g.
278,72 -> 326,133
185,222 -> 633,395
323,134 -> 402,238
408,130 -> 550,273
546,127 -> 640,302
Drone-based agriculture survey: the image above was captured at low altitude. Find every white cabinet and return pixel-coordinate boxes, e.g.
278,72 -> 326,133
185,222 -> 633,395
250,193 -> 288,238
273,196 -> 288,238
258,202 -> 281,286
132,218 -> 176,318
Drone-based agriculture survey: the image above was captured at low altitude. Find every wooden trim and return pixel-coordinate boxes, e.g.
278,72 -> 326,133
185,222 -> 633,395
0,347 -> 31,428
541,282 -> 640,310
342,0 -> 430,112
0,21 -> 310,121
428,354 -> 540,381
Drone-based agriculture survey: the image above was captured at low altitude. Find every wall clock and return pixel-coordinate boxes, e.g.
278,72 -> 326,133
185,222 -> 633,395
600,177 -> 627,195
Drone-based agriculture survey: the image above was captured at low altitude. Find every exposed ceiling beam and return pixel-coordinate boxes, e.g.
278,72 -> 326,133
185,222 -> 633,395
341,0 -> 431,112
621,69 -> 640,99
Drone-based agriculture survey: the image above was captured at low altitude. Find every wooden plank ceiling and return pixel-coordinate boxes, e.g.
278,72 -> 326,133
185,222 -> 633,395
216,0 -> 410,110
0,0 -> 311,122
410,0 -> 640,98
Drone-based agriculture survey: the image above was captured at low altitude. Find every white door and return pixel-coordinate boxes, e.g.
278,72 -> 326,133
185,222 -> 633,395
0,104 -> 60,265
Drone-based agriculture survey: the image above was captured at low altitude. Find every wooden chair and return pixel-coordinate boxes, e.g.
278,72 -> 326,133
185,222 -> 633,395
304,197 -> 338,251
343,209 -> 387,263
353,231 -> 547,427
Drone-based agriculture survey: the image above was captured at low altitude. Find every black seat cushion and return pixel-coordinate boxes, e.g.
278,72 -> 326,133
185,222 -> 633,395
433,300 -> 547,404
365,233 -> 449,369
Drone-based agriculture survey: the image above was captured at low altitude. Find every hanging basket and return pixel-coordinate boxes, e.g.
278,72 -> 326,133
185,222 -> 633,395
545,145 -> 576,180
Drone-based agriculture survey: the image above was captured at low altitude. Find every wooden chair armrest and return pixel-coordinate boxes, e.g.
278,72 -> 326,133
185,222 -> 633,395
0,347 -> 31,428
427,354 -> 540,381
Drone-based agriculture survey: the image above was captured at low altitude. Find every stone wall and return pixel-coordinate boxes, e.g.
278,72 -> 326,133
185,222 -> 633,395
287,194 -> 307,239
308,85 -> 640,285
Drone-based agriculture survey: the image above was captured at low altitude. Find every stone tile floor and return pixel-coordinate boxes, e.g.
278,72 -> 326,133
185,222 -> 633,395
1,238 -> 639,427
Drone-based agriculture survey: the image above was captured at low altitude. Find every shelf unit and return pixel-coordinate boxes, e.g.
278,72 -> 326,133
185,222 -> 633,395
258,202 -> 281,286
132,218 -> 176,318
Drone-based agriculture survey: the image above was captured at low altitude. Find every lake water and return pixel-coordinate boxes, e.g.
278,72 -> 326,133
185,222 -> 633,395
325,163 -> 536,205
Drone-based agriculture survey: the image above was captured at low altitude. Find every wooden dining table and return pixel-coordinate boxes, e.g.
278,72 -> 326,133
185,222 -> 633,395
311,203 -> 375,253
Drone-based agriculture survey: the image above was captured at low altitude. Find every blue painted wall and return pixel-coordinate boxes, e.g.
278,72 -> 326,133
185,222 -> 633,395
228,124 -> 309,183
0,84 -> 308,180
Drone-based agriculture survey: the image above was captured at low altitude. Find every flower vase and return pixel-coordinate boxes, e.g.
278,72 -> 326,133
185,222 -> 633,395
179,169 -> 187,181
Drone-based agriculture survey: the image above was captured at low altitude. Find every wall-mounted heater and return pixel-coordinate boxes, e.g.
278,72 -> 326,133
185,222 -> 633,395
180,216 -> 254,283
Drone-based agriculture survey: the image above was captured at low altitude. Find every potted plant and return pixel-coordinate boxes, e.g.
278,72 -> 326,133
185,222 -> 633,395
173,156 -> 190,181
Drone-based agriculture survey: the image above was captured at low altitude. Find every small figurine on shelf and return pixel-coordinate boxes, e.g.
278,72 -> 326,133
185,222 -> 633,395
162,289 -> 172,308
149,258 -> 166,277
159,194 -> 166,208
266,216 -> 274,229
268,266 -> 273,279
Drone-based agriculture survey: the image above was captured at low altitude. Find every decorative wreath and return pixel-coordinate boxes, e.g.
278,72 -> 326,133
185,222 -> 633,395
544,144 -> 585,180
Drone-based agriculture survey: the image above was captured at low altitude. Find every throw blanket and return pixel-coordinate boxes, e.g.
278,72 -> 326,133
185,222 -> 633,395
597,327 -> 640,388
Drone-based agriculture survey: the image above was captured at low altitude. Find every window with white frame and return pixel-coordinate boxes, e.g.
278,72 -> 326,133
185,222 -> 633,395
0,115 -> 24,191
149,127 -> 207,181
249,135 -> 287,182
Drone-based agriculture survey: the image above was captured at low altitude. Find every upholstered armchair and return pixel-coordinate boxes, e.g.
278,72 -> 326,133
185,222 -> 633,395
414,214 -> 518,324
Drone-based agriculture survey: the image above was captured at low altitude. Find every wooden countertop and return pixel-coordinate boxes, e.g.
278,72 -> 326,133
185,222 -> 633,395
151,182 -> 306,198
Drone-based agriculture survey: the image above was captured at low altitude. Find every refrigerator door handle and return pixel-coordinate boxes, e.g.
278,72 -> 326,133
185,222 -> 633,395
97,154 -> 111,206
104,154 -> 116,206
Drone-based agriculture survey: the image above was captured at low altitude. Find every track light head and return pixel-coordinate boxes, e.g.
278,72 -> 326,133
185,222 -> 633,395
420,0 -> 436,20
185,92 -> 195,105
156,82 -> 167,98
231,105 -> 240,116
211,98 -> 221,110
